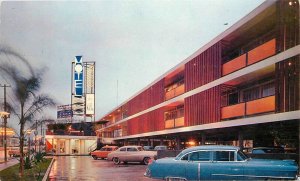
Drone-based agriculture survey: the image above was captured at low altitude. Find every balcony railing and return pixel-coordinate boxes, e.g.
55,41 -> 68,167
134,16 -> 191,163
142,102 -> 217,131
165,84 -> 185,100
222,54 -> 246,76
221,95 -> 275,119
222,39 -> 276,76
165,116 -> 184,129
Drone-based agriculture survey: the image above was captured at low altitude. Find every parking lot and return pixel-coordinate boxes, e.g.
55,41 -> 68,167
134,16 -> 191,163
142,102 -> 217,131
48,156 -> 156,181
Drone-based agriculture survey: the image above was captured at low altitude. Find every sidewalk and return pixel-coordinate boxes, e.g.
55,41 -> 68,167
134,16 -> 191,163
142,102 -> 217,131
0,158 -> 19,171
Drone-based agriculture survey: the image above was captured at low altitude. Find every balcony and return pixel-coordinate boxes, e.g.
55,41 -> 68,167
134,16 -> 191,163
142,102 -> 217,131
221,96 -> 275,119
221,103 -> 245,119
222,39 -> 276,76
165,84 -> 185,100
165,117 -> 184,129
222,54 -> 246,76
164,107 -> 184,129
246,96 -> 275,115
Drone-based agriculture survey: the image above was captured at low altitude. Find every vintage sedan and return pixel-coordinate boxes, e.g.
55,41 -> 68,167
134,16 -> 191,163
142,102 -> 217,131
107,145 -> 157,165
145,145 -> 299,180
90,146 -> 118,160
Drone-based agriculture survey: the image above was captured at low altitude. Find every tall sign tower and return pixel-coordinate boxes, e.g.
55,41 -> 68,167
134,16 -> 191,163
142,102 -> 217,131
71,56 -> 95,122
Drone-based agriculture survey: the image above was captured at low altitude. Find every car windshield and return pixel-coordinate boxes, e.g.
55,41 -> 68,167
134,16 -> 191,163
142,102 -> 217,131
100,148 -> 106,151
175,151 -> 185,160
237,150 -> 249,161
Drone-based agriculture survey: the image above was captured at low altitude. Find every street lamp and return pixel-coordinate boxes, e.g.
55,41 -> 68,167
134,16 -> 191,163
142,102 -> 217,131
0,111 -> 10,162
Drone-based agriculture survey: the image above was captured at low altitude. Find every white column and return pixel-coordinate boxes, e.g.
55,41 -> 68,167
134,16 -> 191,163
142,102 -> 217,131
65,139 -> 70,154
57,139 -> 60,154
80,140 -> 85,154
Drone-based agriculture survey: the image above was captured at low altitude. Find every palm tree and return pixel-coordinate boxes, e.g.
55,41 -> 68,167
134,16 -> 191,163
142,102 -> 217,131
0,46 -> 55,176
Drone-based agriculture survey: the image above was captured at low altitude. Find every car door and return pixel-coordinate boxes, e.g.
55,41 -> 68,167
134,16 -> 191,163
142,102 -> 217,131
210,151 -> 244,180
126,147 -> 139,162
184,151 -> 212,180
117,147 -> 127,161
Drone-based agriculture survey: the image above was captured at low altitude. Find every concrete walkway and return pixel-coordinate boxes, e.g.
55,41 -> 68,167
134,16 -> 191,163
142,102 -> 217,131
0,158 -> 19,171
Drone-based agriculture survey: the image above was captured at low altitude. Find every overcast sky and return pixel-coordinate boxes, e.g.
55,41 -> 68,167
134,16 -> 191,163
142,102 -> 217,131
0,0 -> 265,130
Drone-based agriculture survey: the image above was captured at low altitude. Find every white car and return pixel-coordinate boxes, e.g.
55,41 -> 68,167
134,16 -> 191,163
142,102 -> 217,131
107,145 -> 157,165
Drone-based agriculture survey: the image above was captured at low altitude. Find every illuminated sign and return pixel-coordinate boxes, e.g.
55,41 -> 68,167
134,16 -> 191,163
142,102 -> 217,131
74,56 -> 83,97
86,94 -> 94,115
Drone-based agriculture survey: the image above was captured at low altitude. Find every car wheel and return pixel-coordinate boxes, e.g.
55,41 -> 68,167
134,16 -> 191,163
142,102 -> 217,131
123,161 -> 127,164
113,157 -> 120,165
92,156 -> 97,160
143,157 -> 150,165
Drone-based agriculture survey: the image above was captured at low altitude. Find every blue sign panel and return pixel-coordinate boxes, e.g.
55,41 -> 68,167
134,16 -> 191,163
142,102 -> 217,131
74,56 -> 83,97
57,110 -> 73,119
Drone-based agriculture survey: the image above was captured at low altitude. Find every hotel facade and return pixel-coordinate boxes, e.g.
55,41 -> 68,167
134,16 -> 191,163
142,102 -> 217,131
96,0 -> 299,153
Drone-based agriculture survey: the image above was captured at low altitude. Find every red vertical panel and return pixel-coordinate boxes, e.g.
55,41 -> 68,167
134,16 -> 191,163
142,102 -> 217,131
185,42 -> 222,92
184,86 -> 221,126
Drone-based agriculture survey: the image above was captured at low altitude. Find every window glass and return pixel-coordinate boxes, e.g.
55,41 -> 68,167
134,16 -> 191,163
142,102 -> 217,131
106,148 -> 112,151
181,151 -> 211,161
120,148 -> 126,151
228,92 -> 239,105
127,147 -> 138,152
214,151 -> 235,161
181,154 -> 189,161
262,82 -> 275,97
243,87 -> 260,102
237,151 -> 249,161
100,147 -> 106,151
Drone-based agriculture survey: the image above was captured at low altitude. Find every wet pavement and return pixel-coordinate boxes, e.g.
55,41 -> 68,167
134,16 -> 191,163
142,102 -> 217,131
48,156 -> 156,181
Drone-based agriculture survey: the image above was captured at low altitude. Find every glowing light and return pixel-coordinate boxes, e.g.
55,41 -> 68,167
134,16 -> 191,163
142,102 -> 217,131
288,62 -> 292,66
289,1 -> 293,5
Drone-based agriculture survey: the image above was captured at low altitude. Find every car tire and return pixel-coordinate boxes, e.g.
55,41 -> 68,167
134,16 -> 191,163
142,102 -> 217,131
143,157 -> 150,165
113,157 -> 120,165
123,161 -> 127,164
92,156 -> 97,160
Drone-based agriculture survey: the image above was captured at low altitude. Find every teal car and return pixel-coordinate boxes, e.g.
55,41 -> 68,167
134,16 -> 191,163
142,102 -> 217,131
145,145 -> 298,180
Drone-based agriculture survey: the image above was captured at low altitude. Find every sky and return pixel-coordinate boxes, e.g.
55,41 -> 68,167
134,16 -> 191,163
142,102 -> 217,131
0,0 -> 265,131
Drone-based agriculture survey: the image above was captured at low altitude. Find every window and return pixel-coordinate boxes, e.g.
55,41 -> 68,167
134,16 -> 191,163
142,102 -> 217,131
181,151 -> 211,161
106,148 -> 112,151
262,82 -> 275,97
181,154 -> 189,161
127,147 -> 138,152
243,87 -> 260,102
120,148 -> 126,152
228,92 -> 239,105
214,151 -> 235,161
237,151 -> 249,161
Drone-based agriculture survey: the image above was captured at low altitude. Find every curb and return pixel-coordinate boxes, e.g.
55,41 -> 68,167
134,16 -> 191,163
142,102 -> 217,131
42,158 -> 55,181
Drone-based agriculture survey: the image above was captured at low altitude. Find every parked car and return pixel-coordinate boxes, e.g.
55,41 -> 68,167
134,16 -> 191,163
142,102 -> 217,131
145,145 -> 299,180
143,146 -> 154,151
154,145 -> 167,151
251,146 -> 285,154
90,145 -> 118,160
8,147 -> 28,157
107,145 -> 157,165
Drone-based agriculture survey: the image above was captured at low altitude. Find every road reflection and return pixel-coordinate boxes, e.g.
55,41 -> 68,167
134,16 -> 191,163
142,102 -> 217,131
48,156 -> 154,181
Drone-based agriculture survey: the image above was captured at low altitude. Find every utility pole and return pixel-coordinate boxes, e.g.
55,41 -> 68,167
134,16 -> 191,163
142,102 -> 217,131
0,84 -> 11,162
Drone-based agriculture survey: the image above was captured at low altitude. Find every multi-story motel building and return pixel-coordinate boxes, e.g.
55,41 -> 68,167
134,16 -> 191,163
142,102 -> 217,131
96,0 -> 299,155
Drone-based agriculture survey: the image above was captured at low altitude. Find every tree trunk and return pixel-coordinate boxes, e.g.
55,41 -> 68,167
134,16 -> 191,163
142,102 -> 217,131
19,110 -> 25,176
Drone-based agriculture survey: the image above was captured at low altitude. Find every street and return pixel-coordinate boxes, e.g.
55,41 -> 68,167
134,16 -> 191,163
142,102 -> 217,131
48,156 -> 156,181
